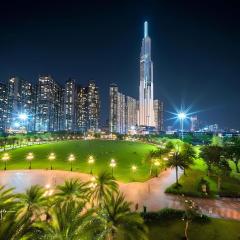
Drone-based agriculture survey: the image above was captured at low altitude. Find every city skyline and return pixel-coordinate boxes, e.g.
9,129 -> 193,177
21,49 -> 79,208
1,1 -> 240,129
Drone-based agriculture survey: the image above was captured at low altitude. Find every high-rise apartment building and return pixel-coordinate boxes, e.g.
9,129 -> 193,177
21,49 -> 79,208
87,81 -> 100,131
125,96 -> 138,132
109,84 -> 137,134
64,79 -> 77,131
138,21 -> 154,127
6,76 -> 35,132
0,82 -> 7,132
154,100 -> 164,132
77,81 -> 100,132
35,75 -> 63,132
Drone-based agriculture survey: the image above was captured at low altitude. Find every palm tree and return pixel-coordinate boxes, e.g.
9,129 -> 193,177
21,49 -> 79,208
55,179 -> 90,204
17,185 -> 47,220
0,185 -> 16,211
90,172 -> 118,206
167,151 -> 186,185
30,200 -> 93,240
93,192 -> 148,240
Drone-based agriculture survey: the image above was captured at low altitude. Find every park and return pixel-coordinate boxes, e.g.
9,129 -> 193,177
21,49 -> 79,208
0,137 -> 240,239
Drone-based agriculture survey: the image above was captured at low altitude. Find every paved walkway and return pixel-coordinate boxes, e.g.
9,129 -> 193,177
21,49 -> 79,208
0,169 -> 239,220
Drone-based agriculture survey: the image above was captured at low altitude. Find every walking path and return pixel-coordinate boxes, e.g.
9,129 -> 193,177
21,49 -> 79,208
0,169 -> 239,220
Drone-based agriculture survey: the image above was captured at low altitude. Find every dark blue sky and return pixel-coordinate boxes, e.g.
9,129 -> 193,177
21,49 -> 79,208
1,0 -> 240,129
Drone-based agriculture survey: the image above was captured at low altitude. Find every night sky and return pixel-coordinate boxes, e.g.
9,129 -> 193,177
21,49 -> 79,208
1,0 -> 240,129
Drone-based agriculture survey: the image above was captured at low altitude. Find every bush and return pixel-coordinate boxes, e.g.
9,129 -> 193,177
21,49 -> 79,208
141,208 -> 184,222
197,177 -> 210,196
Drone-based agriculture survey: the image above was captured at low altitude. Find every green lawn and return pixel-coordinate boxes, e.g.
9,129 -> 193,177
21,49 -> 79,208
148,218 -> 240,240
0,140 -> 157,182
166,158 -> 240,198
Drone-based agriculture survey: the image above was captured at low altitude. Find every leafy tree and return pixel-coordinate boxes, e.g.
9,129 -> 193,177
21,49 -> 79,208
224,143 -> 240,173
181,143 -> 196,175
200,146 -> 223,176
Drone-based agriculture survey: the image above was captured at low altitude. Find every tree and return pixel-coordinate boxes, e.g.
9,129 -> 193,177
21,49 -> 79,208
55,179 -> 90,204
167,151 -> 186,185
213,159 -> 231,192
94,192 -> 148,240
17,185 -> 47,220
200,146 -> 222,176
90,171 -> 118,207
31,200 -> 93,240
181,143 -> 196,175
224,144 -> 240,173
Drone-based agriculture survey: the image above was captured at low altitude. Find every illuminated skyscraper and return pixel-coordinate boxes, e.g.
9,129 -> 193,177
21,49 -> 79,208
126,96 -> 138,132
6,76 -> 35,132
154,100 -> 164,132
64,78 -> 77,131
77,81 -> 100,132
0,82 -> 7,132
138,21 -> 154,127
35,75 -> 63,132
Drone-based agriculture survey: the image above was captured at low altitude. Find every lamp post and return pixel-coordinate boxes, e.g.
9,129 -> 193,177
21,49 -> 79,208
1,153 -> 10,170
109,159 -> 116,178
48,153 -> 56,170
88,155 -> 95,175
177,112 -> 186,140
68,154 -> 75,171
131,165 -> 137,180
26,152 -> 34,169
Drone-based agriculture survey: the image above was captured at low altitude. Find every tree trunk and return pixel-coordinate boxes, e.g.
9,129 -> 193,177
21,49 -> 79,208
235,161 -> 240,173
176,167 -> 179,185
184,220 -> 189,240
217,176 -> 221,192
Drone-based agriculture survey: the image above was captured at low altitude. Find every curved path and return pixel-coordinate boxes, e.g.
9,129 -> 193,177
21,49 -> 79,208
0,169 -> 239,220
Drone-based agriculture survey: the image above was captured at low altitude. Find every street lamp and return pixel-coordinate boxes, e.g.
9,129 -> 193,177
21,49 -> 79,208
88,155 -> 95,175
131,164 -> 137,180
19,113 -> 28,121
177,112 -> 186,140
68,154 -> 75,171
48,153 -> 56,170
26,152 -> 34,169
1,153 -> 10,170
109,159 -> 116,178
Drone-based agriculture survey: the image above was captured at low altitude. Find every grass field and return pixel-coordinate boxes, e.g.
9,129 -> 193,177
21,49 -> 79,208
148,218 -> 240,240
166,158 -> 240,197
0,140 -> 157,182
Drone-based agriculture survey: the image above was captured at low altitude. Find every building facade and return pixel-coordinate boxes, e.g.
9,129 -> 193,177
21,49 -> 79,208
35,75 -> 63,132
154,100 -> 164,132
0,82 -> 7,132
109,84 -> 137,134
64,79 -> 78,131
138,21 -> 155,127
77,81 -> 100,132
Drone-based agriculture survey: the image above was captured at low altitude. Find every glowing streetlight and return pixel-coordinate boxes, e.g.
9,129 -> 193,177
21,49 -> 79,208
131,165 -> 137,172
1,153 -> 10,170
88,155 -> 95,175
48,153 -> 56,170
177,112 -> 186,140
68,154 -> 75,171
109,159 -> 116,178
26,152 -> 34,169
19,113 -> 28,121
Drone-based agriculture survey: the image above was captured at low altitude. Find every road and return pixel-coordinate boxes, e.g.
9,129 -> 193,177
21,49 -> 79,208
0,169 -> 239,220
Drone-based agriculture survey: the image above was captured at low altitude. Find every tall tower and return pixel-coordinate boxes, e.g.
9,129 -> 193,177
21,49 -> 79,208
138,21 -> 154,126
